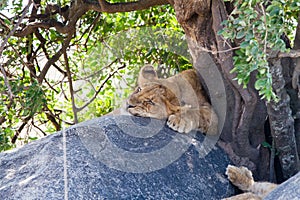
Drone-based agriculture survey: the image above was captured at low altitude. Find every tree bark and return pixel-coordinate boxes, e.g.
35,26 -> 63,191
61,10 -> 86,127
291,15 -> 300,159
267,58 -> 300,180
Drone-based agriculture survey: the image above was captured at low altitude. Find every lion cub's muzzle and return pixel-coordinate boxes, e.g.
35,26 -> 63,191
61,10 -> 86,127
126,102 -> 140,116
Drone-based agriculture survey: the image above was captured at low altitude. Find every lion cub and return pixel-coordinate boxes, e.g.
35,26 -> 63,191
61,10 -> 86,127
126,65 -> 218,134
224,165 -> 277,200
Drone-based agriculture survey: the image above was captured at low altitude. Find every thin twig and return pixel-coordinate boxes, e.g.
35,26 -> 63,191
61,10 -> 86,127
260,3 -> 267,56
10,45 -> 37,78
0,64 -> 13,100
76,65 -> 126,112
78,58 -> 119,80
197,45 -> 240,55
73,13 -> 101,44
32,122 -> 47,136
64,51 -> 78,123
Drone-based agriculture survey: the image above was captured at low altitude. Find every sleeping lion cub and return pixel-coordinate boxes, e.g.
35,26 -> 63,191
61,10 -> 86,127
126,65 -> 218,135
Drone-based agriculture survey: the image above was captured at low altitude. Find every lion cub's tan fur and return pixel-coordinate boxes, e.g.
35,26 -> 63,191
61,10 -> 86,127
126,65 -> 218,134
224,165 -> 277,200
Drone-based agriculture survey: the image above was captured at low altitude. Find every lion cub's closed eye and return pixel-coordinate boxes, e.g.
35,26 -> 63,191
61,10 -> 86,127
126,65 -> 218,135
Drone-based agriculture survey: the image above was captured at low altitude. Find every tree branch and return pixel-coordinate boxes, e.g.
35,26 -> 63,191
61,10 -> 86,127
14,20 -> 68,36
14,0 -> 169,37
64,50 -> 78,124
278,50 -> 300,58
11,116 -> 32,144
90,0 -> 169,13
32,122 -> 47,136
44,106 -> 61,131
15,2 -> 88,37
0,100 -> 13,125
38,33 -> 73,84
38,48 -> 63,84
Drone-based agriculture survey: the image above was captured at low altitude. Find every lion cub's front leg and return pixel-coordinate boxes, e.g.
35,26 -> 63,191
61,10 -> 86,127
167,104 -> 217,134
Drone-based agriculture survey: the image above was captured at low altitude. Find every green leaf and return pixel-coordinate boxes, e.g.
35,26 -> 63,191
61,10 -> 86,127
254,79 -> 266,90
236,30 -> 245,39
240,41 -> 249,48
262,141 -> 272,148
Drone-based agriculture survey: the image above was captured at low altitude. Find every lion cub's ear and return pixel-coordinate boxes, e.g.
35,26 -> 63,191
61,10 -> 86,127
138,65 -> 158,85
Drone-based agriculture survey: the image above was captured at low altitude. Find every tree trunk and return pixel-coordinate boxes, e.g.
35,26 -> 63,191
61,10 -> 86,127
267,58 -> 300,180
291,15 -> 300,160
171,0 -> 299,181
172,0 -> 265,177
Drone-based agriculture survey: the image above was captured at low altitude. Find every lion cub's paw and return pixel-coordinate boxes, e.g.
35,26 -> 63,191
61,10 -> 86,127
167,105 -> 198,133
226,165 -> 254,191
167,114 -> 194,133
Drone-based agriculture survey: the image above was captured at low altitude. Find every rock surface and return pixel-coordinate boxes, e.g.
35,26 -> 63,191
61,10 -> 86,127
265,171 -> 300,200
0,115 -> 234,199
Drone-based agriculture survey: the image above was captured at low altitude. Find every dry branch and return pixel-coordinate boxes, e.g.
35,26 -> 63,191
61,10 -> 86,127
278,50 -> 300,58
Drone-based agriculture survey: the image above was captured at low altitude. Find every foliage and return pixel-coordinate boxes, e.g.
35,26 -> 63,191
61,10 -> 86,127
0,0 -> 8,10
220,0 -> 300,101
0,1 -> 190,151
69,7 -> 190,121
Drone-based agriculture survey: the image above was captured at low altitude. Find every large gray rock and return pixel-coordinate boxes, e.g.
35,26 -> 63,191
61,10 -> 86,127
265,172 -> 300,200
0,115 -> 234,199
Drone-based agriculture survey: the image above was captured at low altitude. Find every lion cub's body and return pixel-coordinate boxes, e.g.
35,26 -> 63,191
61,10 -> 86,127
126,65 -> 218,134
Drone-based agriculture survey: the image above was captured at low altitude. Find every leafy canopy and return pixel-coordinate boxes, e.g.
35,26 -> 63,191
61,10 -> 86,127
0,1 -> 190,151
220,0 -> 300,101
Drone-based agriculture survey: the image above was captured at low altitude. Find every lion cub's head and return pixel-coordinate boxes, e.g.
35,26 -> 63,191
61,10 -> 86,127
127,65 -> 179,119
